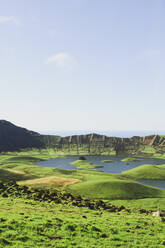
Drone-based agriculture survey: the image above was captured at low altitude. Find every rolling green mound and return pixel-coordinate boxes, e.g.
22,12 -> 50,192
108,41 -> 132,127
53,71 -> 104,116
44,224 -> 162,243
122,164 -> 165,179
71,160 -> 103,169
68,176 -> 165,200
121,157 -> 142,162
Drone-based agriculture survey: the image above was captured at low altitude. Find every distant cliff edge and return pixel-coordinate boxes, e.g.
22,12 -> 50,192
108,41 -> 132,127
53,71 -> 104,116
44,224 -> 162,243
0,120 -> 165,155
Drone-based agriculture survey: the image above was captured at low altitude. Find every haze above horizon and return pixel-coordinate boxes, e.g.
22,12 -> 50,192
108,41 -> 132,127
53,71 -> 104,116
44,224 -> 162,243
1,0 -> 165,131
39,130 -> 165,138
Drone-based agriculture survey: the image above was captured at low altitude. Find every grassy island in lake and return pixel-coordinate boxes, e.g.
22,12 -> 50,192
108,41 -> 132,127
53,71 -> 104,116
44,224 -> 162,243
71,160 -> 103,169
101,160 -> 113,163
121,157 -> 142,162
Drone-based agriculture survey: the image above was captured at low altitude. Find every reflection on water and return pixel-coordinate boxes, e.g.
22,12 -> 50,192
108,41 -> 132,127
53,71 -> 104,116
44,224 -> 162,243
36,155 -> 165,189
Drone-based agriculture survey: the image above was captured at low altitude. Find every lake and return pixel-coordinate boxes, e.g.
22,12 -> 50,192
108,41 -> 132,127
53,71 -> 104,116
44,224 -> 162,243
36,155 -> 165,189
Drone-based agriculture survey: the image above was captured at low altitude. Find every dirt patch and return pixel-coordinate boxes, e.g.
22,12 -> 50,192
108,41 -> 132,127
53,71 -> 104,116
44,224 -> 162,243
6,169 -> 26,175
19,176 -> 80,187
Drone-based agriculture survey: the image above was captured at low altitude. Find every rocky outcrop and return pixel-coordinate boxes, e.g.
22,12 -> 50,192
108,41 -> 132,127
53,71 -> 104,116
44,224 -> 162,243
142,135 -> 160,146
52,133 -> 143,155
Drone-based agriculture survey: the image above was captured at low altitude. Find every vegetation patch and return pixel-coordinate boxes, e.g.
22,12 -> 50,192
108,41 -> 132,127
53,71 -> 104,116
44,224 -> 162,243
71,160 -> 103,169
138,145 -> 156,154
68,176 -> 165,199
0,181 -> 128,212
1,150 -> 165,246
101,160 -> 113,163
6,156 -> 44,162
121,157 -> 142,162
0,168 -> 37,182
152,153 -> 165,159
0,195 -> 165,248
122,164 -> 165,179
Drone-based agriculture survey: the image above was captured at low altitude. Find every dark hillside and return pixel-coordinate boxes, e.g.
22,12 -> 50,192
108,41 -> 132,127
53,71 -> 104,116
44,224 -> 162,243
0,120 -> 45,152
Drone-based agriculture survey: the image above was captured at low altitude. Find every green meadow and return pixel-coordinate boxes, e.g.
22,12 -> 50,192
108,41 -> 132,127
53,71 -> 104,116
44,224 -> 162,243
1,194 -> 165,248
0,149 -> 165,247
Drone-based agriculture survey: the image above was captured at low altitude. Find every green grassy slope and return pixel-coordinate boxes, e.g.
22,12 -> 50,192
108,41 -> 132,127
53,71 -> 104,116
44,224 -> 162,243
0,168 -> 36,182
122,164 -> 165,179
0,188 -> 165,248
111,197 -> 165,211
68,175 -> 165,199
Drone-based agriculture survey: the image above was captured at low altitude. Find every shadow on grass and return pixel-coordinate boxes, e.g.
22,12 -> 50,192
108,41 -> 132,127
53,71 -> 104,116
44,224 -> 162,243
0,169 -> 37,182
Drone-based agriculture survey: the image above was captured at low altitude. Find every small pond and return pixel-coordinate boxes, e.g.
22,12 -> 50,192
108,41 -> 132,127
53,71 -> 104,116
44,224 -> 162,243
36,155 -> 165,189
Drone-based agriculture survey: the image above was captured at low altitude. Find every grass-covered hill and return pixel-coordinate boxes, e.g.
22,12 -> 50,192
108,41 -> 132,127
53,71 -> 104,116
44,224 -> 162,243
68,176 -> 165,200
122,164 -> 165,180
0,120 -> 44,152
0,120 -> 61,153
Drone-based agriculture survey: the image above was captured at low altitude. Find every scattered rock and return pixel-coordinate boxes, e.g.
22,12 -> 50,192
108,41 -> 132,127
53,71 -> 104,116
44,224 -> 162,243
100,233 -> 108,238
91,226 -> 101,232
0,218 -> 6,222
0,181 -> 132,214
66,225 -> 76,232
79,156 -> 86,160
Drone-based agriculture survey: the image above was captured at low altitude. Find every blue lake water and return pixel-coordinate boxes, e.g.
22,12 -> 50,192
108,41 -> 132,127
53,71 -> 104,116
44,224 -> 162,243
137,179 -> 165,190
36,155 -> 165,189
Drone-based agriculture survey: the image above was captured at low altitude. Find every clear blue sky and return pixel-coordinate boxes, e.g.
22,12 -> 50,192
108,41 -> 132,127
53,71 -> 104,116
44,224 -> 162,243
0,0 -> 165,133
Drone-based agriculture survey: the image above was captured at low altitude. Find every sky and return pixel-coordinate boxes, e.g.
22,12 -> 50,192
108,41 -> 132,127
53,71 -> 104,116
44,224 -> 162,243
0,0 -> 165,135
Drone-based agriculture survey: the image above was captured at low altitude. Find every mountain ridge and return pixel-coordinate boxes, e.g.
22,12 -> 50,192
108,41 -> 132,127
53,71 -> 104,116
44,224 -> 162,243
0,120 -> 165,155
0,120 -> 44,152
